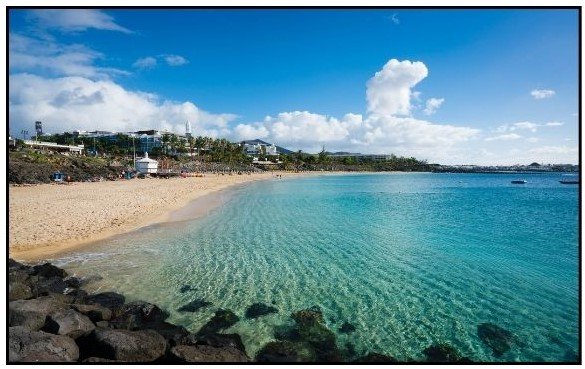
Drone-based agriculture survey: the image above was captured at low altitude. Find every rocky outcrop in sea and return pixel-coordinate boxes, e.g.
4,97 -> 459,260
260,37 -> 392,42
9,259 -> 250,363
9,258 -> 525,363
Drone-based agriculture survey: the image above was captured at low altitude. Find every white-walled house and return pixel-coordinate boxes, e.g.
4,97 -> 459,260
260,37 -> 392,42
136,152 -> 158,174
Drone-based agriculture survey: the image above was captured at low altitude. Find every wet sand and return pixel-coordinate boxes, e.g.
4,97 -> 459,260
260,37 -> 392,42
9,172 -> 309,261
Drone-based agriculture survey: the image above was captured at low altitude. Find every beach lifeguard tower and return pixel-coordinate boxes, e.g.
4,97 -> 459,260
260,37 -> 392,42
135,152 -> 158,174
52,171 -> 65,182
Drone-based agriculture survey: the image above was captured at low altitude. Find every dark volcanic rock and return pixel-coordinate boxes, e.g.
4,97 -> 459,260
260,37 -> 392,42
171,344 -> 249,362
339,322 -> 356,334
72,304 -> 112,322
291,305 -> 324,326
197,309 -> 240,336
43,309 -> 95,339
9,280 -> 33,301
86,292 -> 125,310
9,326 -> 79,362
9,268 -> 33,284
80,328 -> 167,362
9,295 -> 69,330
477,323 -> 513,357
274,323 -> 301,341
63,276 -> 82,289
35,276 -> 68,295
178,299 -> 213,313
83,357 -> 122,362
180,285 -> 194,293
110,301 -> 169,330
9,258 -> 33,272
291,307 -> 340,361
141,321 -> 190,345
423,343 -> 464,362
64,289 -> 89,304
33,263 -> 68,279
245,302 -> 279,319
354,353 -> 398,362
256,341 -> 317,362
182,333 -> 247,354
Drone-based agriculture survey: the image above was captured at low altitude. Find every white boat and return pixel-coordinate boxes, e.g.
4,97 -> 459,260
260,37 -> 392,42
511,180 -> 527,184
559,174 -> 579,184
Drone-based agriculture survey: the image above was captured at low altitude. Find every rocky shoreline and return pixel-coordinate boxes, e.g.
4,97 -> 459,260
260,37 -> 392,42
9,259 -> 522,363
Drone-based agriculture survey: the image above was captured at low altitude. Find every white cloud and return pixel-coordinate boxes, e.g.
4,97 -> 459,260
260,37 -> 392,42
8,73 -> 236,137
495,121 -> 540,133
531,89 -> 555,99
512,121 -> 538,132
423,97 -> 444,116
27,9 -> 132,34
132,57 -> 157,69
528,146 -> 577,155
232,110 -> 478,158
526,137 -> 540,143
164,55 -> 189,66
485,133 -> 523,141
9,33 -> 128,79
390,13 -> 400,25
233,124 -> 270,140
545,121 -> 564,127
366,59 -> 428,116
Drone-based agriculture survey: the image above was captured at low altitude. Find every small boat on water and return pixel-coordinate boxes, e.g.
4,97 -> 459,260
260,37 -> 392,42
559,174 -> 579,184
511,180 -> 527,184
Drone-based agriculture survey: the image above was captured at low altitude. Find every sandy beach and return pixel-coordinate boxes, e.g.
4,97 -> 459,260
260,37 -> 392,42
9,172 -> 307,261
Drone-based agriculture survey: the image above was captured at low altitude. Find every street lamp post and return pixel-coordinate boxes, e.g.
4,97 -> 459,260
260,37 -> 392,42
132,136 -> 136,168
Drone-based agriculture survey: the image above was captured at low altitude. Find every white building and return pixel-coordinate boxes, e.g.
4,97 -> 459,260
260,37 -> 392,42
241,140 -> 279,157
136,152 -> 158,174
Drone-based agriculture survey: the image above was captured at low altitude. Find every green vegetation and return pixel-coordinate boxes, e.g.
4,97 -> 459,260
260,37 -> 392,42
9,134 -> 436,184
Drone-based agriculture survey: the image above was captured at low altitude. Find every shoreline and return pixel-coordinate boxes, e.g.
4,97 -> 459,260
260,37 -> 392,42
9,171 -> 319,262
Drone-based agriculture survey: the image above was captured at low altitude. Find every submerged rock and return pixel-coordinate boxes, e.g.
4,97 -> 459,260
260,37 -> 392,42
171,344 -> 249,362
291,307 -> 341,362
179,285 -> 194,293
197,309 -> 240,336
245,303 -> 279,319
178,299 -> 213,313
182,333 -> 247,354
256,341 -> 317,362
477,323 -> 513,357
423,343 -> 467,362
354,353 -> 398,362
9,326 -> 79,362
338,322 -> 356,334
43,309 -> 95,339
291,306 -> 324,326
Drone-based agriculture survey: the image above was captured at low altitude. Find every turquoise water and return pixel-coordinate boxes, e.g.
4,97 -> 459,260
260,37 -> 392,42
55,173 -> 579,362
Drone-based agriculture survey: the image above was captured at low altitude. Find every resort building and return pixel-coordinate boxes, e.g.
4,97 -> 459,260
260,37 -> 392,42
22,140 -> 84,155
135,152 -> 158,174
241,139 -> 279,158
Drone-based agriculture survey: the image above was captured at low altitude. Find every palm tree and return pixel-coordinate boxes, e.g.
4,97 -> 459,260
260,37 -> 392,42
169,134 -> 179,155
161,133 -> 171,155
188,135 -> 195,157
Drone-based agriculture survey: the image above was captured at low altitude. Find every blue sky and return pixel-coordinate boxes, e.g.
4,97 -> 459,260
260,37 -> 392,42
8,8 -> 580,164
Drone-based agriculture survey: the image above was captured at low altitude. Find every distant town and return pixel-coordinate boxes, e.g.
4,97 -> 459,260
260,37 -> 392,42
8,120 -> 579,184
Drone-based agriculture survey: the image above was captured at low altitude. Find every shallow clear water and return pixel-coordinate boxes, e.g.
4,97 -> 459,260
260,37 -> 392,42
55,173 -> 579,362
